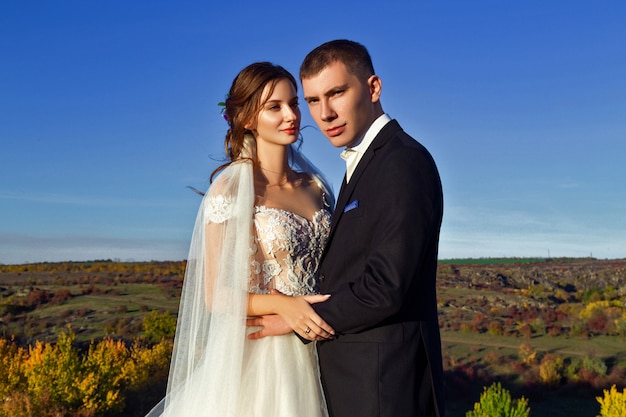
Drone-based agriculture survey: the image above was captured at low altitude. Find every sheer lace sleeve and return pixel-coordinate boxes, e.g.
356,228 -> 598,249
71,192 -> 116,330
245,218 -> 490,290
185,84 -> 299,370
202,182 -> 234,310
204,194 -> 234,224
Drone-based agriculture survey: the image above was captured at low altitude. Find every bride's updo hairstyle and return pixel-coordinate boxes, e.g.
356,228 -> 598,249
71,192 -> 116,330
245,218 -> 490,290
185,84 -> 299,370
211,62 -> 297,180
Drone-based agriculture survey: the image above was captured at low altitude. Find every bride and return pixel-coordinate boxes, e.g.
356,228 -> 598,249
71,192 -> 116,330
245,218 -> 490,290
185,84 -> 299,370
146,62 -> 335,417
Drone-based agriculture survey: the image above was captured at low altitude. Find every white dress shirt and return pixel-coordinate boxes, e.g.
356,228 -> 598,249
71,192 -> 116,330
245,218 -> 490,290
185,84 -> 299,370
340,114 -> 391,183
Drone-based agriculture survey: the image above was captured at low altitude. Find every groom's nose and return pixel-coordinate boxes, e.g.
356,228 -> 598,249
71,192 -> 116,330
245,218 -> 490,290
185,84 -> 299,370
320,100 -> 337,122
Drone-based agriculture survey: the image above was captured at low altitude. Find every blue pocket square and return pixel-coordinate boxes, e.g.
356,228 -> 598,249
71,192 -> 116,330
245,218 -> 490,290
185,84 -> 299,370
344,199 -> 359,213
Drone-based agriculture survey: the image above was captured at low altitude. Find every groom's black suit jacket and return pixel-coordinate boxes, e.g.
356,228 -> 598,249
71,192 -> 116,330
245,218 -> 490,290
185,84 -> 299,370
313,120 -> 445,417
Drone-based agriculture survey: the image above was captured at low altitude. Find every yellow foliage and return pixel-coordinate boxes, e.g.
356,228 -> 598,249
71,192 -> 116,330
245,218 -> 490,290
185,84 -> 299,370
597,385 -> 626,417
580,300 -> 624,319
518,343 -> 537,366
22,331 -> 83,409
122,339 -> 173,392
0,329 -> 172,417
615,316 -> 626,337
539,354 -> 564,387
0,337 -> 27,400
466,382 -> 530,417
554,288 -> 570,302
80,338 -> 129,412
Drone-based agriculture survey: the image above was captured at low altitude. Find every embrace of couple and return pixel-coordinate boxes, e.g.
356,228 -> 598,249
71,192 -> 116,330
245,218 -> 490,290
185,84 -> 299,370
147,39 -> 445,417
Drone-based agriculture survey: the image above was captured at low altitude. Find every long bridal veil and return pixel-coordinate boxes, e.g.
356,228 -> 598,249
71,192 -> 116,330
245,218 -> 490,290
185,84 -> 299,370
145,136 -> 333,417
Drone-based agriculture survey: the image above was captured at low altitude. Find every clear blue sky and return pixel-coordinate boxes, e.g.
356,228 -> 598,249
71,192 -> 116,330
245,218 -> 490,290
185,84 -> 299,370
1,1 -> 625,264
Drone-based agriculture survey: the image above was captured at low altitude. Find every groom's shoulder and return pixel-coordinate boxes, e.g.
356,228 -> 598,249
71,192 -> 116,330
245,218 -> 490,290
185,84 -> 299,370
382,121 -> 426,153
381,123 -> 440,173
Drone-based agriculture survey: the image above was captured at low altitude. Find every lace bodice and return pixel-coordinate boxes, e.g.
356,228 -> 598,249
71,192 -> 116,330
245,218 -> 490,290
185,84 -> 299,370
250,206 -> 330,296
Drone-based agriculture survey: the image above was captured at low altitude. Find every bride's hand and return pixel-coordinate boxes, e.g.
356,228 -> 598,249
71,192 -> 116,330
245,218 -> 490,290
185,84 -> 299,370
274,293 -> 335,341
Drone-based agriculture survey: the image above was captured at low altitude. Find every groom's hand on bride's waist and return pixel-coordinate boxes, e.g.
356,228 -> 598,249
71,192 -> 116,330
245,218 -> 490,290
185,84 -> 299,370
246,315 -> 292,339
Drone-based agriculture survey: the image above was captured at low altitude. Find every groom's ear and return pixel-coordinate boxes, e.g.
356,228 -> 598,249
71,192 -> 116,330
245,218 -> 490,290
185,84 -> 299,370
368,75 -> 382,103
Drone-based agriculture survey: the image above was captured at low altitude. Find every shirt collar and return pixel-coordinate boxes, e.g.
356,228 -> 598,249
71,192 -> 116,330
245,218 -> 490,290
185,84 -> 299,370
348,113 -> 392,154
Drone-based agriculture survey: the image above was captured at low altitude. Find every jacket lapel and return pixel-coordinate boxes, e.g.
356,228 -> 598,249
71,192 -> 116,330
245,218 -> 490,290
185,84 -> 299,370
323,120 -> 401,255
330,177 -> 349,231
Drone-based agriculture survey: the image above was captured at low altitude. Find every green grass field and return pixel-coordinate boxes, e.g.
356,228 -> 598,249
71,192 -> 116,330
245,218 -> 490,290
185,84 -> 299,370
1,259 -> 625,416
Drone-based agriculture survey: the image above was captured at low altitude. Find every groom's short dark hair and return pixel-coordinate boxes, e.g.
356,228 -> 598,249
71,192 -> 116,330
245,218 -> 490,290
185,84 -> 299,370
300,39 -> 375,81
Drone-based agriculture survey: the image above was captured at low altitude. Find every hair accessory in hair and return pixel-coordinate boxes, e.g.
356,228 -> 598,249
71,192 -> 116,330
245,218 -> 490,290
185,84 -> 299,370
218,95 -> 229,122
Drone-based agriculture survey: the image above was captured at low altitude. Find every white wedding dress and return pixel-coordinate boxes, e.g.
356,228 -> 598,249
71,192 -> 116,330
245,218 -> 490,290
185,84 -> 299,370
146,146 -> 332,417
238,205 -> 330,417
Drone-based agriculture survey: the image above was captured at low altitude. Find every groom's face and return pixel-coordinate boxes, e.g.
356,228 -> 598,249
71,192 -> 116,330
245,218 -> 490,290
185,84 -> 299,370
302,61 -> 380,149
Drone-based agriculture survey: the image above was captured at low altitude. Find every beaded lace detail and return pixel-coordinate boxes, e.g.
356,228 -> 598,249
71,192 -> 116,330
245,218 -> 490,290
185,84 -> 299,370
250,206 -> 331,296
204,194 -> 233,224
203,194 -> 331,297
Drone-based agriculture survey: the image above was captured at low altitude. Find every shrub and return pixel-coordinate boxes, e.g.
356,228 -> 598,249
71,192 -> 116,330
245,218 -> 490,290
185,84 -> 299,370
0,329 -> 172,417
579,356 -> 608,377
539,354 -> 564,387
518,343 -> 537,366
488,320 -> 504,336
582,287 -> 604,304
596,384 -> 626,417
466,382 -> 530,417
484,350 -> 502,365
517,323 -> 532,339
565,355 -> 608,388
23,289 -> 51,308
50,288 -> 72,304
0,337 -> 26,402
79,337 -> 130,413
142,310 -> 177,342
529,318 -> 545,336
615,316 -> 626,338
121,339 -> 172,414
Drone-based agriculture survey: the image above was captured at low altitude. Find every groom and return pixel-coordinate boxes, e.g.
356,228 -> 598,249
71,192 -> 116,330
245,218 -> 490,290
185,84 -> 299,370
300,39 -> 444,417
251,40 -> 445,417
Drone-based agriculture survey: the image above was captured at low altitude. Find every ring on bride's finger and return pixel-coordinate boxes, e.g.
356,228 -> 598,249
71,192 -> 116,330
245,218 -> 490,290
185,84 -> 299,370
305,327 -> 311,334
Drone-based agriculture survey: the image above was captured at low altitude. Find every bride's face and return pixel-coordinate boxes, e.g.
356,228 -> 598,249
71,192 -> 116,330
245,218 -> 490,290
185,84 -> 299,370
249,78 -> 300,147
